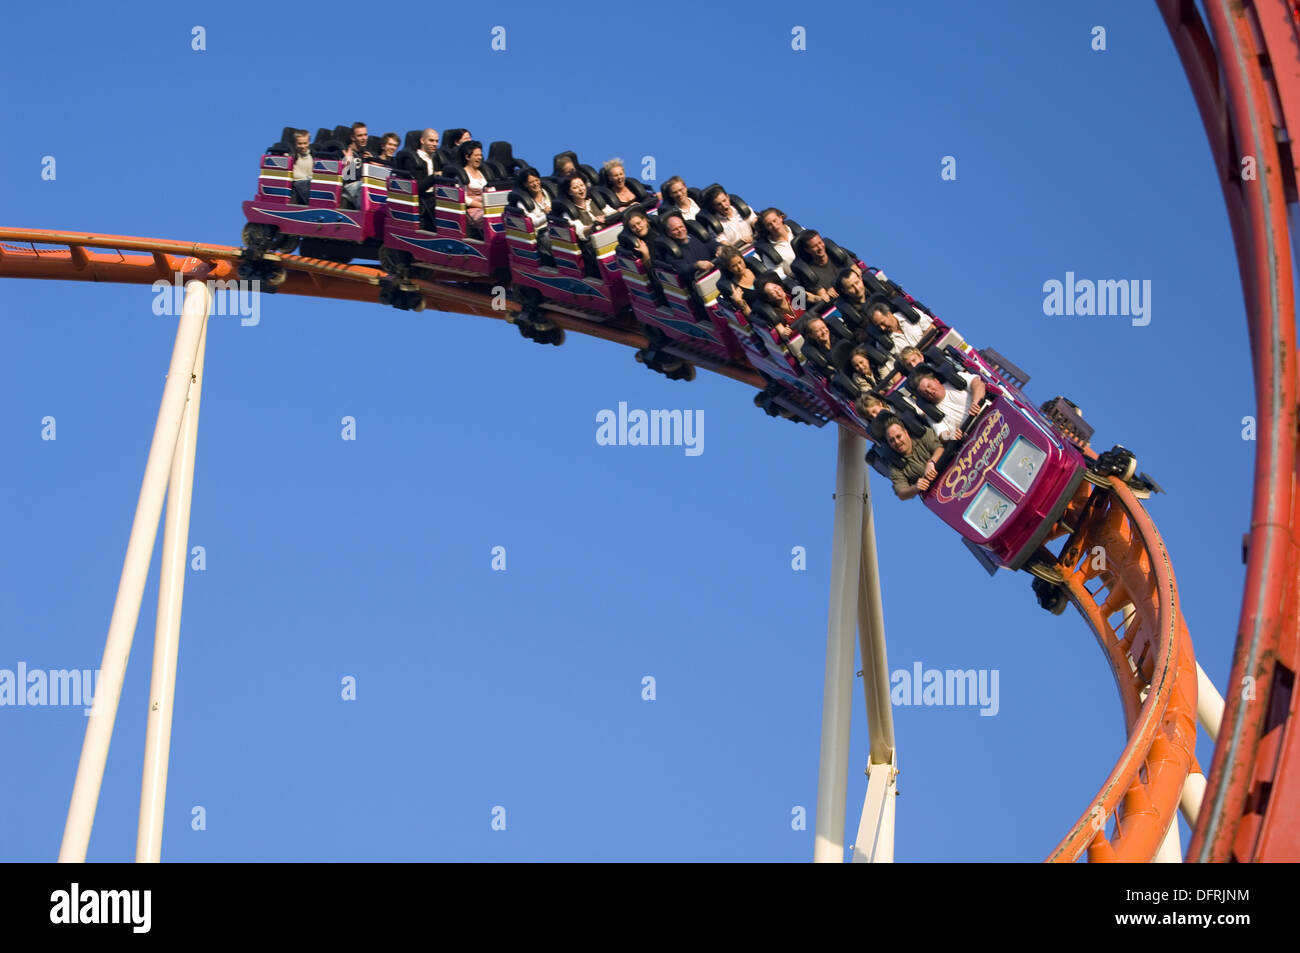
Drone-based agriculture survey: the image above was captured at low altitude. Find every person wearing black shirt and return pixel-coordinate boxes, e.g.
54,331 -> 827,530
795,230 -> 841,302
394,128 -> 441,192
660,212 -> 717,280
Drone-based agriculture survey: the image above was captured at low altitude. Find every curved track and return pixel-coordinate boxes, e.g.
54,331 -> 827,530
0,225 -> 1212,861
1158,0 -> 1300,863
1,2 -> 1298,863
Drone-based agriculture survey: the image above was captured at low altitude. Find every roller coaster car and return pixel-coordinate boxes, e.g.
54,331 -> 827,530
918,388 -> 1087,573
711,298 -> 840,423
499,206 -> 627,318
241,130 -> 389,261
617,244 -> 730,375
380,167 -> 509,281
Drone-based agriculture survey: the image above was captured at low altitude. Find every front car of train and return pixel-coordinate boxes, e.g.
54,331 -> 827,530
922,387 -> 1087,572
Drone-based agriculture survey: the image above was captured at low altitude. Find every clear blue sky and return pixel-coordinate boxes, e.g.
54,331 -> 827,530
0,1 -> 1257,861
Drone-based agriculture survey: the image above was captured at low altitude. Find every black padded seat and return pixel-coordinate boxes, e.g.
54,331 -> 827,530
883,394 -> 935,436
268,125 -> 298,154
684,219 -> 712,243
312,128 -> 343,159
488,141 -> 525,177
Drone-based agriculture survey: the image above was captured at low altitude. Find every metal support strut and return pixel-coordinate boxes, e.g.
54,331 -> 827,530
815,429 -> 898,862
58,280 -> 211,863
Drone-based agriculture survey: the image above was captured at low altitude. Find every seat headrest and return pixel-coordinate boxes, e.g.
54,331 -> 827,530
550,195 -> 580,220
747,300 -> 783,328
552,150 -> 579,177
684,219 -> 711,243
652,235 -> 683,260
488,141 -> 519,171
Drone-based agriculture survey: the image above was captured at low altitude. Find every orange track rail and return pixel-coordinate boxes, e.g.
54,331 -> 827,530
1040,480 -> 1198,862
0,229 -> 765,391
1159,0 -> 1300,863
0,224 -> 1202,861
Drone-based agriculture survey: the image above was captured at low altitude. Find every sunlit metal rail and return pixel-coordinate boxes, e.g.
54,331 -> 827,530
0,228 -> 765,390
1158,0 -> 1300,863
1036,479 -> 1199,862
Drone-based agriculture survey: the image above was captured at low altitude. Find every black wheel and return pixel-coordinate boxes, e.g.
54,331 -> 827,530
379,247 -> 412,279
263,264 -> 286,287
273,233 -> 299,254
1032,577 -> 1069,615
241,223 -> 276,259
1115,449 -> 1137,482
1091,445 -> 1138,483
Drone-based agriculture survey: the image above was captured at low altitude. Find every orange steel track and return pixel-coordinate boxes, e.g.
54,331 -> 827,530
1158,0 -> 1300,863
1040,481 -> 1199,862
0,226 -> 1205,862
0,229 -> 765,392
2,2 -> 1298,859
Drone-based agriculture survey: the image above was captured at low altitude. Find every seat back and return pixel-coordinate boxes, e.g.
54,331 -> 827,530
488,140 -> 523,176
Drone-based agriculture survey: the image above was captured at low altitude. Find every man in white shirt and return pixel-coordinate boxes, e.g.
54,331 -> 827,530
415,128 -> 439,183
291,130 -> 313,205
757,208 -> 796,276
704,187 -> 756,246
661,177 -> 701,220
867,300 -> 932,353
915,371 -> 987,441
341,122 -> 371,208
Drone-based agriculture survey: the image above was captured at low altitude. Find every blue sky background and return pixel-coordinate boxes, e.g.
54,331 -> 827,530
0,1 -> 1261,861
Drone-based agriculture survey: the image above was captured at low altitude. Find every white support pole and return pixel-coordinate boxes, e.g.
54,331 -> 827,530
849,468 -> 897,862
813,429 -> 867,863
856,469 -> 895,763
1153,817 -> 1183,863
136,290 -> 210,863
58,280 -> 211,863
1195,663 -> 1224,741
851,751 -> 898,863
1181,771 -> 1208,827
